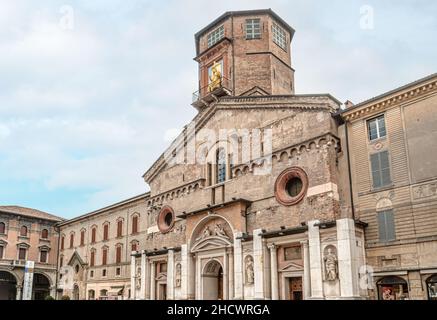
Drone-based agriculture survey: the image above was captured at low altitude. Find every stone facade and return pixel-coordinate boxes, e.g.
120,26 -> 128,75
2,9 -> 437,301
0,206 -> 62,300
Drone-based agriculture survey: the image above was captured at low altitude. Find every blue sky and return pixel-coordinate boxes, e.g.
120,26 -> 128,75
0,0 -> 436,218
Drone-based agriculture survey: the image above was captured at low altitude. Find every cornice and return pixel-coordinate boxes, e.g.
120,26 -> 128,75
343,76 -> 437,122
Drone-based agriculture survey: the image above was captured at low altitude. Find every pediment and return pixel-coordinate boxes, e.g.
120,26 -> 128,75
239,86 -> 270,97
191,236 -> 233,253
280,262 -> 304,272
67,250 -> 86,267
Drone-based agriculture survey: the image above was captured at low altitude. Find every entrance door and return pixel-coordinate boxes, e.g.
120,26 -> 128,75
289,277 -> 303,300
202,260 -> 224,300
158,284 -> 167,300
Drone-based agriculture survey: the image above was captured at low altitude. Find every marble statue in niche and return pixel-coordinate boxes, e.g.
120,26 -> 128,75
135,266 -> 141,289
175,263 -> 181,287
323,246 -> 338,281
245,255 -> 254,285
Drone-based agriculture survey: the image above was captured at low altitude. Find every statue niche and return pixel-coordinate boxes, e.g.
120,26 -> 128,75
323,245 -> 338,281
175,263 -> 181,287
245,255 -> 254,285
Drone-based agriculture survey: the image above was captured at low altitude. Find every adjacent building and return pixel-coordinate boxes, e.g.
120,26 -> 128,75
0,206 -> 63,300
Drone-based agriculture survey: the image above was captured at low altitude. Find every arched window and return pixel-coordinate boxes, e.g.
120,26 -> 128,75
90,249 -> 96,267
41,229 -> 48,239
131,215 -> 139,234
216,147 -> 226,184
0,222 -> 5,234
80,229 -> 85,246
100,289 -> 108,299
117,219 -> 123,237
40,249 -> 48,263
69,233 -> 74,248
20,226 -> 28,237
427,274 -> 437,300
61,235 -> 65,250
115,245 -> 122,264
102,247 -> 108,266
377,276 -> 409,300
91,227 -> 97,243
103,223 -> 109,241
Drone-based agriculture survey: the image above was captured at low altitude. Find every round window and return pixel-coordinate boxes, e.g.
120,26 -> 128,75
275,167 -> 308,206
157,206 -> 175,233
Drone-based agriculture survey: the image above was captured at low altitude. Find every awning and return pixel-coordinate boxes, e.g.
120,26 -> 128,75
108,286 -> 124,296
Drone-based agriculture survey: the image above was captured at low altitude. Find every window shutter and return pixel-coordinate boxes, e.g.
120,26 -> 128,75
371,153 -> 381,188
378,212 -> 387,241
380,151 -> 392,186
378,210 -> 395,242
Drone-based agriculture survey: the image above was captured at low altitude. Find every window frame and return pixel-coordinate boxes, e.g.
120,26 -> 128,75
367,114 -> 387,141
41,228 -> 49,239
18,247 -> 27,260
117,219 -> 123,238
69,232 -> 75,248
207,25 -> 225,48
0,245 -> 4,259
272,22 -> 287,50
370,150 -> 392,189
216,147 -> 227,184
40,249 -> 48,263
20,225 -> 28,237
90,249 -> 96,267
131,215 -> 139,234
103,222 -> 109,241
80,229 -> 85,246
115,245 -> 122,264
245,18 -> 261,40
378,209 -> 396,242
91,227 -> 97,244
102,247 -> 108,266
0,222 -> 6,234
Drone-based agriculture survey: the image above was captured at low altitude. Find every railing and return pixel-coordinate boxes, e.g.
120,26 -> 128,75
192,77 -> 232,103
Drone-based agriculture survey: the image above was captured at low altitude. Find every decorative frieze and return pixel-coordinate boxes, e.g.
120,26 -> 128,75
413,182 -> 437,200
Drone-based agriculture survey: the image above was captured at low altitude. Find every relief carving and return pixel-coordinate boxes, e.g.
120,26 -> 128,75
135,266 -> 141,289
175,263 -> 181,287
413,183 -> 437,199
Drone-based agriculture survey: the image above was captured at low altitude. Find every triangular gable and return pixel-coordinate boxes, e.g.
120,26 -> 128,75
191,236 -> 233,253
279,262 -> 304,272
239,86 -> 270,97
67,250 -> 86,266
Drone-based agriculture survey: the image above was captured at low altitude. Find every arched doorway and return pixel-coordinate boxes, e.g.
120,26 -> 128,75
73,284 -> 80,300
202,260 -> 223,300
33,273 -> 50,300
426,274 -> 437,300
377,276 -> 409,300
0,271 -> 17,300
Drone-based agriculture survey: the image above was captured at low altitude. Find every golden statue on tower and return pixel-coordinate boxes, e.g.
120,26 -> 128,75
208,61 -> 222,92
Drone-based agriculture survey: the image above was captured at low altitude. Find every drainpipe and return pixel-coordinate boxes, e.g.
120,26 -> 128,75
54,223 -> 61,300
344,121 -> 356,220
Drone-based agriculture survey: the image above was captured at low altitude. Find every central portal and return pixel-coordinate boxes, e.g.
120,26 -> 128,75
202,260 -> 224,300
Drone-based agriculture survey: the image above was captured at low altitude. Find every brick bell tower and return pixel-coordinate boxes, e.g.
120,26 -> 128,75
192,9 -> 295,109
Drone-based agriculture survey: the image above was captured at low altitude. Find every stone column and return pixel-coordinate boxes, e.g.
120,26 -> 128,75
16,285 -> 22,300
253,229 -> 265,299
50,285 -> 56,299
336,218 -> 360,298
130,252 -> 137,300
181,244 -> 194,299
223,250 -> 229,300
301,240 -> 311,300
228,250 -> 234,300
268,243 -> 279,300
233,232 -> 244,299
150,261 -> 156,300
140,250 -> 148,300
167,249 -> 175,300
308,220 -> 324,299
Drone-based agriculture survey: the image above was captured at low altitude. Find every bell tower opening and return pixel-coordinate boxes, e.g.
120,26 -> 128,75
192,9 -> 295,110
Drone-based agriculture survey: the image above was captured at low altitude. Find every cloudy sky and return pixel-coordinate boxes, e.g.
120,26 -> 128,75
0,0 -> 436,218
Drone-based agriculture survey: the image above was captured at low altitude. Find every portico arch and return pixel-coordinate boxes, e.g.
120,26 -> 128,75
0,271 -> 17,300
202,259 -> 224,300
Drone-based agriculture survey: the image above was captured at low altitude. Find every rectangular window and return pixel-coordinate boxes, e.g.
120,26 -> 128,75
132,216 -> 138,234
40,250 -> 48,263
102,269 -> 107,277
207,25 -> 224,48
18,248 -> 26,260
103,224 -> 109,241
116,267 -> 121,276
116,246 -> 122,264
61,236 -> 65,250
69,233 -> 74,248
0,246 -> 3,259
80,230 -> 85,246
90,270 -> 94,278
91,228 -> 96,243
272,23 -> 287,50
246,19 -> 261,39
90,251 -> 95,267
367,115 -> 387,141
117,220 -> 123,237
370,151 -> 392,188
131,242 -> 137,252
378,210 -> 396,242
102,249 -> 108,266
